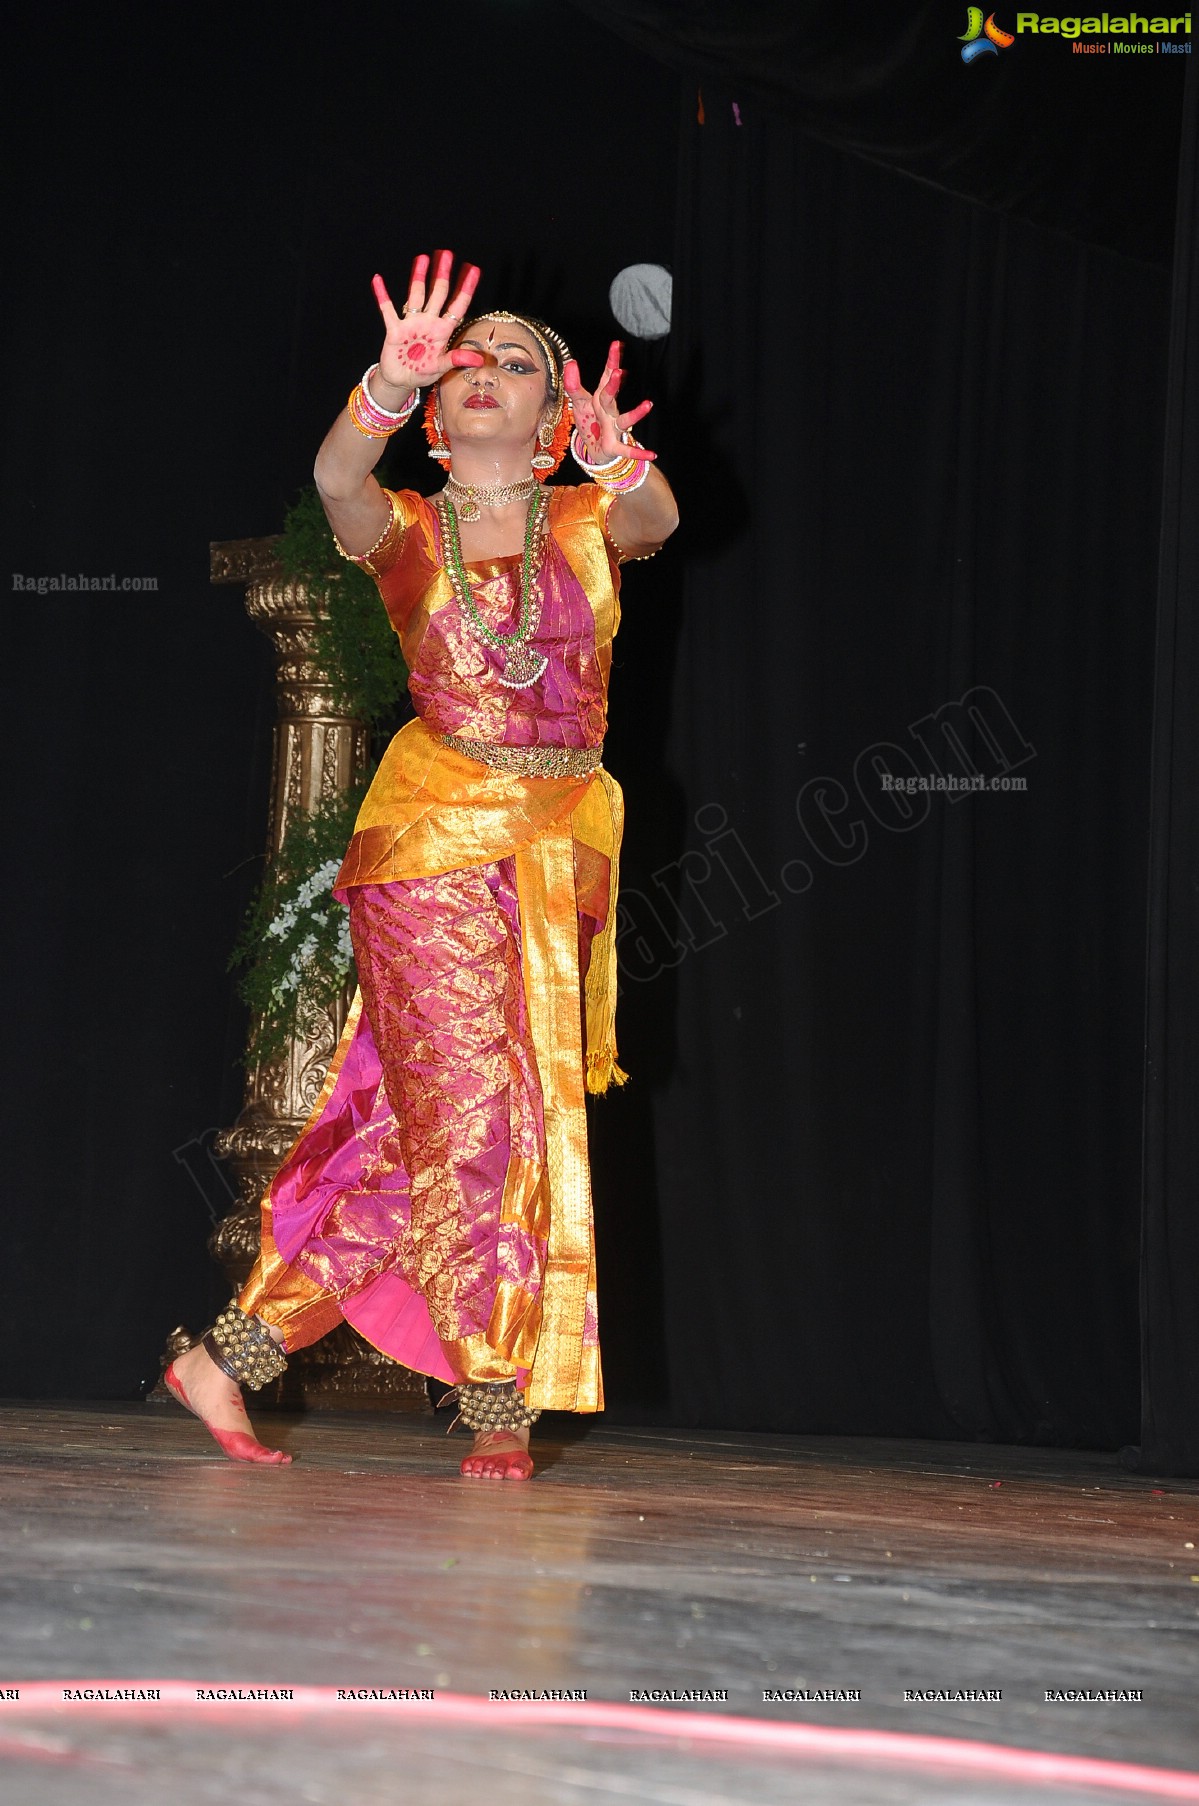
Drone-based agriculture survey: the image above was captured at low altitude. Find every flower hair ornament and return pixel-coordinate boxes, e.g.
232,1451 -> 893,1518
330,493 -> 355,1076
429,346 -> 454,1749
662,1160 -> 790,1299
423,310 -> 575,479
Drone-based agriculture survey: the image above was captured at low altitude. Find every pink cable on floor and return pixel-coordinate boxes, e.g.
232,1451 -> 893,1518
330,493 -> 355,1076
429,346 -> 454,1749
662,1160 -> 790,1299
2,1684 -> 1197,1800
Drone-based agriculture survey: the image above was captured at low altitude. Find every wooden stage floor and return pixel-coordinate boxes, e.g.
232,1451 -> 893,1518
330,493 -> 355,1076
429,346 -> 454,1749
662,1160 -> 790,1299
1,1403 -> 1197,1804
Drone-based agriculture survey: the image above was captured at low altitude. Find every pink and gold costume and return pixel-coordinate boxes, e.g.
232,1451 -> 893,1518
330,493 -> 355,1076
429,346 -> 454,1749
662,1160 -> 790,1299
236,482 -> 634,1412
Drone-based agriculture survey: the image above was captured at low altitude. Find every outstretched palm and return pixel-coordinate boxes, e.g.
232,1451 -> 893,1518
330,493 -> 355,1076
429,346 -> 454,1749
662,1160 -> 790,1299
564,341 -> 656,465
372,251 -> 485,390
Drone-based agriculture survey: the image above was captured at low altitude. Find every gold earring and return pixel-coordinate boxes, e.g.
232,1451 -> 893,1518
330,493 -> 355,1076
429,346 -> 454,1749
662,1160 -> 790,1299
531,418 -> 556,472
428,393 -> 451,463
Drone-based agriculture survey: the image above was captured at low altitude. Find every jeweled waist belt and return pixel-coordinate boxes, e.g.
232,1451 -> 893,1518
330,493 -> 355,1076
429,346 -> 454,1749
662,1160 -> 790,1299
440,732 -> 603,779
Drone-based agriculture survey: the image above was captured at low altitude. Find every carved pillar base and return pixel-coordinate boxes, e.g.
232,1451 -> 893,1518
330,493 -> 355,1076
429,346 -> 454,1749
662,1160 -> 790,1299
151,535 -> 429,1415
206,990 -> 429,1415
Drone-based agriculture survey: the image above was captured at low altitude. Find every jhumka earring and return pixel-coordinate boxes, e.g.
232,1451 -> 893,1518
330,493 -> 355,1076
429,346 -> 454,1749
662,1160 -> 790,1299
530,417 -> 558,473
428,393 -> 451,463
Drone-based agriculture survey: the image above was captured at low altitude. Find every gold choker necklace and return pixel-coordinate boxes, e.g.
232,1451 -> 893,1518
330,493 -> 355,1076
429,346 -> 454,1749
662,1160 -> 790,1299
445,472 -> 537,524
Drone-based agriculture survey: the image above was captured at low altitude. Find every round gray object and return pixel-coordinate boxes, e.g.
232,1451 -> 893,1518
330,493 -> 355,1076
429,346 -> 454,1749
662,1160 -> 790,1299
609,263 -> 673,340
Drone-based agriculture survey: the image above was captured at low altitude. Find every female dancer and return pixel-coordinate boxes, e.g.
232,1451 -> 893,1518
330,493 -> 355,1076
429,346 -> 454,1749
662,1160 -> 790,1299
165,250 -> 679,1479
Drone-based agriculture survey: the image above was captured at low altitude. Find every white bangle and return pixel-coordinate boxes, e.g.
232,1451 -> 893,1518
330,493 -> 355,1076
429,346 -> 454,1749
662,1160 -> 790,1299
362,363 -> 418,421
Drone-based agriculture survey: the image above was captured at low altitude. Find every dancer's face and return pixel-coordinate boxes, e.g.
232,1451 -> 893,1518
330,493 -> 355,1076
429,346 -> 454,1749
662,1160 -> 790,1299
439,321 -> 554,451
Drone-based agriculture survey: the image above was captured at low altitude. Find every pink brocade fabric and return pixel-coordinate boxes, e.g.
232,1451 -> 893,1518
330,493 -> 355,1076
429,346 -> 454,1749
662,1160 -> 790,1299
264,863 -> 602,1383
405,524 -> 609,749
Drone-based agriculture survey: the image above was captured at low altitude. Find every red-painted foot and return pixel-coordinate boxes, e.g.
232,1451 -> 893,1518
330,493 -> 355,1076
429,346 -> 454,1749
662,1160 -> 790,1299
459,1432 -> 534,1481
163,1361 -> 291,1466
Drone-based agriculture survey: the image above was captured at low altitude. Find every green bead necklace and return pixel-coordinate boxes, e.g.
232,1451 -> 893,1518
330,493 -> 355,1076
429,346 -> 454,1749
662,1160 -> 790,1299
435,488 -> 550,689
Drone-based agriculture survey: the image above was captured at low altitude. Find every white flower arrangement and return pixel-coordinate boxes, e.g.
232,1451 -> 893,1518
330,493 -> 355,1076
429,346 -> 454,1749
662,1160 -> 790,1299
265,857 -> 354,1005
231,787 -> 368,1070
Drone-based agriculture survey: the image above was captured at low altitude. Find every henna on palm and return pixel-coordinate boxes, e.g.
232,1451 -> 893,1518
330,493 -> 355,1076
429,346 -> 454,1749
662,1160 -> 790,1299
564,339 -> 656,464
370,253 -> 484,392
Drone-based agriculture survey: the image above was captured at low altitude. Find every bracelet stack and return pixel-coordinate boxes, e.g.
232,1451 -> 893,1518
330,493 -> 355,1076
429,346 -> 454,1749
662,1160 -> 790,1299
348,364 -> 420,438
570,428 -> 651,495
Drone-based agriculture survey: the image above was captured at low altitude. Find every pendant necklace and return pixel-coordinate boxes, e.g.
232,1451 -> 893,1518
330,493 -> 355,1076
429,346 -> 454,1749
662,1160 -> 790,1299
435,486 -> 550,690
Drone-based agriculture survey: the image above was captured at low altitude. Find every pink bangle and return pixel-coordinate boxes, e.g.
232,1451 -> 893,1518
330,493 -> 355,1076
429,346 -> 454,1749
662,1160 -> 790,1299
348,368 -> 420,438
572,427 -> 651,495
602,456 -> 651,495
362,364 -> 417,421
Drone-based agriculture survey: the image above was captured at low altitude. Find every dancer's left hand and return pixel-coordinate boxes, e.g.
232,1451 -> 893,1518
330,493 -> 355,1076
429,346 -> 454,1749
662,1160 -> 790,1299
564,342 -> 657,465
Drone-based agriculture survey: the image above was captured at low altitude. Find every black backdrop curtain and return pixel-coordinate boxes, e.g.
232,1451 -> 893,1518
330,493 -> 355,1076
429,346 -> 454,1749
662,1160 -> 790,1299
581,7 -> 1194,1458
604,102 -> 1166,1447
1141,59 -> 1199,1475
569,0 -> 1183,263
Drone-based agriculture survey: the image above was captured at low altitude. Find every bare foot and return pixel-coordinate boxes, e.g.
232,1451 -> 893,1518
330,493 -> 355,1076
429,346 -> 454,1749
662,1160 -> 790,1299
165,1339 -> 291,1465
459,1427 -> 533,1481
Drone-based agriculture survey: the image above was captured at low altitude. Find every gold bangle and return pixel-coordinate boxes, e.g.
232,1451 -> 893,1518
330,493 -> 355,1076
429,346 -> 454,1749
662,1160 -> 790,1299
347,384 -> 395,439
332,489 -> 401,566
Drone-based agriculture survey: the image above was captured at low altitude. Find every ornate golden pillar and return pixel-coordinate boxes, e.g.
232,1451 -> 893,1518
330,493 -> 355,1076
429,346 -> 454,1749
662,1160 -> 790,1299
157,535 -> 428,1412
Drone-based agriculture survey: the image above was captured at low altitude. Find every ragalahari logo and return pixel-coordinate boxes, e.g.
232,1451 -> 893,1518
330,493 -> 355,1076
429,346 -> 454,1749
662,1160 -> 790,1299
960,8 -> 1016,57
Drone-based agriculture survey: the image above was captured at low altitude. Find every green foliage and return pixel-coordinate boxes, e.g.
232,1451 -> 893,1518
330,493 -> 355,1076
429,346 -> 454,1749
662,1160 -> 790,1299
231,478 -> 414,1066
228,788 -> 367,1071
276,483 -> 408,729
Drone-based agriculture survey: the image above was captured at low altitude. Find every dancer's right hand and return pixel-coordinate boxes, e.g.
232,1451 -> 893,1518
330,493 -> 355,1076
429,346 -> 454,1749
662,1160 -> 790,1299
372,251 -> 484,392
